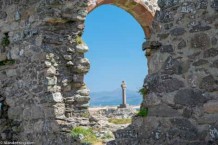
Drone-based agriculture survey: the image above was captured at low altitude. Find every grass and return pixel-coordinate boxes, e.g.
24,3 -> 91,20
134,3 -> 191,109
136,108 -> 149,117
71,126 -> 102,145
108,118 -> 132,124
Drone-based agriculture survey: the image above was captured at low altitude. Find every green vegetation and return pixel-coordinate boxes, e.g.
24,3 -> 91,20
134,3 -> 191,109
1,33 -> 10,48
136,108 -> 149,117
71,126 -> 101,145
108,118 -> 132,124
0,59 -> 15,66
138,87 -> 148,96
76,35 -> 84,44
81,111 -> 90,118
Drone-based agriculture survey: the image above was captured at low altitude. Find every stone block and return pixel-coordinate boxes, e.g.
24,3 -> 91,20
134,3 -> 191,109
174,89 -> 206,106
6,69 -> 17,77
203,101 -> 218,113
76,44 -> 89,53
149,104 -> 181,117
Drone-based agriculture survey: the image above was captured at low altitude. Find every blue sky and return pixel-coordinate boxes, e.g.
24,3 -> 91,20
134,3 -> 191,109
83,5 -> 147,92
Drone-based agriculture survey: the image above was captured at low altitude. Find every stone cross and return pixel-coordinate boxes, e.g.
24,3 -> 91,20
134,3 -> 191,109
119,81 -> 128,108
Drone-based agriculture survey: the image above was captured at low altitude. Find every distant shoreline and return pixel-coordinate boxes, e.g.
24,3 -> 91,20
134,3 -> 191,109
89,105 -> 140,111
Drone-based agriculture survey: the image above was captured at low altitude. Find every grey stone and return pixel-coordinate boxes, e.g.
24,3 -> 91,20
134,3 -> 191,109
149,104 -> 181,117
0,11 -> 7,19
46,76 -> 57,86
200,75 -> 216,92
198,114 -> 218,124
15,11 -> 21,21
44,92 -> 63,103
162,56 -> 189,75
74,94 -> 90,102
192,59 -> 208,66
174,89 -> 206,106
204,48 -> 218,58
170,27 -> 186,36
76,89 -> 90,96
189,24 -> 211,33
160,45 -> 174,53
211,59 -> 218,68
191,33 -> 210,49
76,44 -> 89,53
178,39 -> 186,49
144,74 -> 184,93
64,55 -> 72,61
203,101 -> 218,113
142,93 -> 161,107
211,37 -> 217,45
6,69 -> 17,77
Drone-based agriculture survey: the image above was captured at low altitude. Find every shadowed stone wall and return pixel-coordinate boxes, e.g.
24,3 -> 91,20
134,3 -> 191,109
0,0 -> 217,144
137,0 -> 218,144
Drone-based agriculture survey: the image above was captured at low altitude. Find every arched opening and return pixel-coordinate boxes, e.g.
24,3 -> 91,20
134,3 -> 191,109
75,1 -> 155,143
83,0 -> 154,108
83,5 -> 146,107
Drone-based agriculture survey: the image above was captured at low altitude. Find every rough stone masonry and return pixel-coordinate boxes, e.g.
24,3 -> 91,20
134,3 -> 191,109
0,0 -> 218,145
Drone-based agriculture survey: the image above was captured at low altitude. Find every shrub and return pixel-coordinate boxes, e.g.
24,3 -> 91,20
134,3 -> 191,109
138,87 -> 148,96
137,108 -> 148,117
108,118 -> 132,124
71,126 -> 101,145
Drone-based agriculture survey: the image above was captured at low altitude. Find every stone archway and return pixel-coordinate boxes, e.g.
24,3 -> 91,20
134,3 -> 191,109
87,0 -> 158,38
3,0 -> 218,144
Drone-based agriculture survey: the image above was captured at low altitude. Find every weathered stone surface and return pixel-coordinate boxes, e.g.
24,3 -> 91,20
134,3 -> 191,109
203,101 -> 218,113
0,0 -> 218,144
203,48 -> 218,58
200,75 -> 216,92
211,59 -> 218,68
191,33 -> 210,49
162,56 -> 189,75
74,94 -> 90,102
160,45 -> 174,53
192,59 -> 208,66
144,74 -> 184,93
76,44 -> 89,53
178,39 -> 186,49
149,104 -> 181,117
174,89 -> 206,106
211,37 -> 217,45
170,27 -> 186,36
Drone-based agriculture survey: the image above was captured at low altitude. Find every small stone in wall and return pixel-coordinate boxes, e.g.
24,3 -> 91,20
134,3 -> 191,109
191,33 -> 210,49
6,69 -> 17,77
160,45 -> 174,53
15,11 -> 21,21
204,48 -> 218,58
170,27 -> 186,36
0,11 -> 7,19
211,37 -> 217,46
174,89 -> 206,106
192,59 -> 208,66
178,39 -> 186,49
211,59 -> 218,68
200,75 -> 215,92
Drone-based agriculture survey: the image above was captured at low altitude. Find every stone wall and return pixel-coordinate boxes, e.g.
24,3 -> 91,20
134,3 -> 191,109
0,0 -> 218,144
138,0 -> 218,144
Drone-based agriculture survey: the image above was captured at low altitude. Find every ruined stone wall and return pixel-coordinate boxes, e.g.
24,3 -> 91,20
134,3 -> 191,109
138,0 -> 218,144
0,0 -> 90,144
0,0 -> 218,144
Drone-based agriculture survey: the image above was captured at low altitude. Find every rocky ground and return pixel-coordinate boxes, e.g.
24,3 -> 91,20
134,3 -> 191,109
72,106 -> 138,145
